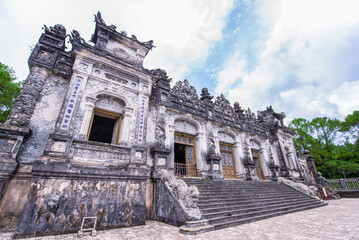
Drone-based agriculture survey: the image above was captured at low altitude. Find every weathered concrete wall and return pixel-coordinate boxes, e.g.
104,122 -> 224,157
15,177 -> 146,237
0,164 -> 33,230
153,179 -> 186,226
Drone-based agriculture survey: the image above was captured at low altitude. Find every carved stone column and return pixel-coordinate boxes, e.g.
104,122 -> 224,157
259,148 -> 271,180
233,140 -> 246,179
79,97 -> 97,137
214,135 -> 220,157
5,66 -> 49,127
195,131 -> 206,177
0,66 -> 50,201
168,123 -> 175,172
118,107 -> 134,143
286,151 -> 295,170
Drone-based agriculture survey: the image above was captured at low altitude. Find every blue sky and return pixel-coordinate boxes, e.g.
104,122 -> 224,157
187,1 -> 272,94
1,0 -> 359,124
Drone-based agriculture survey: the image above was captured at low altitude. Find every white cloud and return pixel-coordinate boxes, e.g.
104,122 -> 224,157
217,0 -> 359,121
0,0 -> 234,82
328,80 -> 359,116
215,51 -> 247,94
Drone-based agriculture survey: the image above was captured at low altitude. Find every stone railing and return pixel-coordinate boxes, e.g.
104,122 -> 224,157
278,177 -> 320,200
158,169 -> 202,221
327,178 -> 359,190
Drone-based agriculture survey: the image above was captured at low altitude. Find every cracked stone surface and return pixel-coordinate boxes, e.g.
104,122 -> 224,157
1,198 -> 358,240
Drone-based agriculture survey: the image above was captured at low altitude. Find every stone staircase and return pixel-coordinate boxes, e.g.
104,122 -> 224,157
182,178 -> 326,230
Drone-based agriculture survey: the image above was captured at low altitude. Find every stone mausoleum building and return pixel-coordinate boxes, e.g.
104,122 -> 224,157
0,13 -> 322,237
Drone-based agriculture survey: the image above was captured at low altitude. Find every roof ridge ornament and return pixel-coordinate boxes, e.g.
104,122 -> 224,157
200,88 -> 213,104
43,24 -> 67,39
92,11 -> 154,50
70,30 -> 86,45
94,11 -> 106,25
171,79 -> 199,101
214,93 -> 234,115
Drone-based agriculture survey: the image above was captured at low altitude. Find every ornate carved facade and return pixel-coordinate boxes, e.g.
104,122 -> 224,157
0,13 -> 316,237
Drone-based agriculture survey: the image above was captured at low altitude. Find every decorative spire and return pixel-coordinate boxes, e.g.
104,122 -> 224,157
200,88 -> 213,103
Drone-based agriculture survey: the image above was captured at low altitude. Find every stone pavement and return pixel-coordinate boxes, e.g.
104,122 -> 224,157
1,198 -> 358,240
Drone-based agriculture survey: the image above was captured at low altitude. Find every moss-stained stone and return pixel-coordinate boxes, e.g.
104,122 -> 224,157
0,177 -> 32,230
15,178 -> 146,237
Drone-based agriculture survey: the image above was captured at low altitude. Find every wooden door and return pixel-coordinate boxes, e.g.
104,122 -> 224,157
220,143 -> 236,178
252,150 -> 265,180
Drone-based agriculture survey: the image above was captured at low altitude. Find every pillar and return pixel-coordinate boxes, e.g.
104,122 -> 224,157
118,107 -> 134,143
195,131 -> 206,177
233,140 -> 246,179
6,66 -> 49,127
168,122 -> 175,171
79,97 -> 97,137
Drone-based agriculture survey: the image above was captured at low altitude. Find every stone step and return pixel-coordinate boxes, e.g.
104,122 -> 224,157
212,203 -> 327,230
203,199 -> 318,218
193,186 -> 295,192
180,178 -> 325,232
201,198 -> 313,213
207,201 -> 324,225
198,192 -> 306,201
183,180 -> 278,186
197,187 -> 293,192
198,195 -> 310,209
198,189 -> 301,197
187,183 -> 281,188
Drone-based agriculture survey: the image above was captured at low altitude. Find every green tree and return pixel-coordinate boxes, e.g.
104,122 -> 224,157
331,142 -> 359,178
288,118 -> 316,152
0,63 -> 22,123
288,117 -> 342,178
310,117 -> 341,178
340,111 -> 359,144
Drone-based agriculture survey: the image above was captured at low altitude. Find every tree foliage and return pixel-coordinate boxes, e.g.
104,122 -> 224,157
0,62 -> 22,123
289,115 -> 359,179
340,111 -> 359,144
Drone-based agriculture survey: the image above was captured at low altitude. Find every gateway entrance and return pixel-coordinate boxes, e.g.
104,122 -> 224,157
174,133 -> 196,177
220,143 -> 236,178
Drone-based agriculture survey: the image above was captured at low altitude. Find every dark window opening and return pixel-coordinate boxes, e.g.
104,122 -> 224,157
89,115 -> 116,144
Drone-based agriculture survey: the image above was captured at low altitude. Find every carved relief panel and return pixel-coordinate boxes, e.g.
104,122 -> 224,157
18,75 -> 68,161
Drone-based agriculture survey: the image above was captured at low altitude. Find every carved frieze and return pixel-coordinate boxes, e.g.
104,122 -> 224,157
95,95 -> 124,113
174,119 -> 197,135
105,73 -> 128,85
218,131 -> 235,144
71,140 -> 130,164
0,139 -> 16,153
51,141 -> 67,153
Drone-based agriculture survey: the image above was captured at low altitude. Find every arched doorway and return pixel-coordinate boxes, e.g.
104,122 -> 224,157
174,132 -> 197,177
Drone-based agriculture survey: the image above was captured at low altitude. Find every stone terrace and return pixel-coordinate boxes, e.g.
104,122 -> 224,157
0,198 -> 358,240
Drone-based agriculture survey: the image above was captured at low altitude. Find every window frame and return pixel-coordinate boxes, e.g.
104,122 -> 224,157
87,109 -> 122,144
